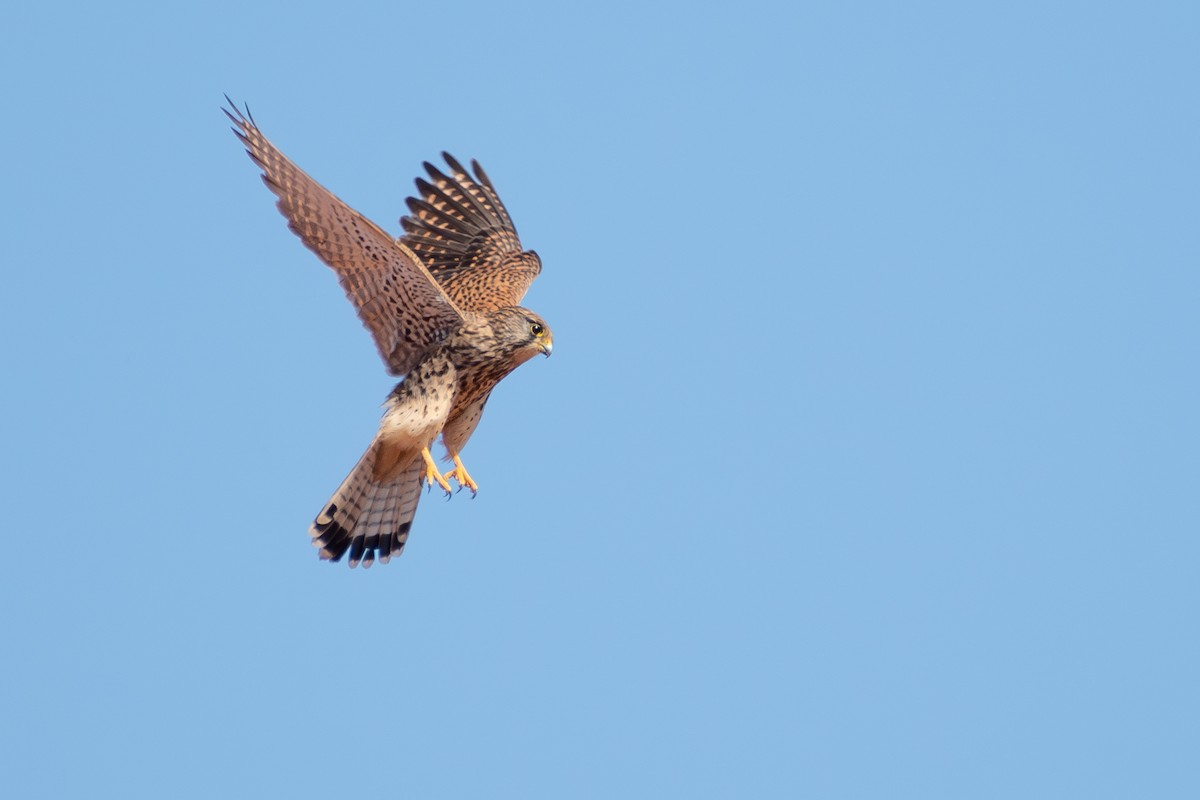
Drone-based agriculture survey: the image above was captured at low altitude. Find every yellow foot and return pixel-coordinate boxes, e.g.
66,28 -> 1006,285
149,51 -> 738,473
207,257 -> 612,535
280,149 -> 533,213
420,447 -> 452,495
443,454 -> 479,496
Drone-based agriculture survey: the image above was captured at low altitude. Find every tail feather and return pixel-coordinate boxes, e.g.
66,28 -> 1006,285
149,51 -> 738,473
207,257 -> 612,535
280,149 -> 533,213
311,442 -> 424,568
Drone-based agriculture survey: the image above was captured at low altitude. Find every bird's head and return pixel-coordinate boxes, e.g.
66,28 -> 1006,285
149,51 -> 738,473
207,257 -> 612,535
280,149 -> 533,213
489,307 -> 554,363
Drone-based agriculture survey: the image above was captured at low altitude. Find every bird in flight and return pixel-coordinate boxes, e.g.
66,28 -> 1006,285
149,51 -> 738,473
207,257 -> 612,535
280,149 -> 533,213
225,99 -> 553,568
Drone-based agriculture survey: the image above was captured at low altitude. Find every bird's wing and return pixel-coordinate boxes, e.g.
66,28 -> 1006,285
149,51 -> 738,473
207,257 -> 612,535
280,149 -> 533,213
400,153 -> 541,313
225,100 -> 464,376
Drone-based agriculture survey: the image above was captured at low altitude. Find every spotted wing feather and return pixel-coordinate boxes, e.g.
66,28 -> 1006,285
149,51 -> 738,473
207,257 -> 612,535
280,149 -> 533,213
400,153 -> 541,313
225,101 -> 464,376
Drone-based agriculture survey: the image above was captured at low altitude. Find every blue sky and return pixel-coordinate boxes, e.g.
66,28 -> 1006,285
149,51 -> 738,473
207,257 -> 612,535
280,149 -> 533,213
2,1 -> 1197,797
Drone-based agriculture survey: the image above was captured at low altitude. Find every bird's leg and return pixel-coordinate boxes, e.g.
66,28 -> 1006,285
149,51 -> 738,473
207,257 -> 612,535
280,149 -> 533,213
443,453 -> 479,496
420,447 -> 453,495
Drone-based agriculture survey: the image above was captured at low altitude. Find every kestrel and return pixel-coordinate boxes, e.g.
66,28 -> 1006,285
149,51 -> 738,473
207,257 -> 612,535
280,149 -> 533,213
225,100 -> 553,568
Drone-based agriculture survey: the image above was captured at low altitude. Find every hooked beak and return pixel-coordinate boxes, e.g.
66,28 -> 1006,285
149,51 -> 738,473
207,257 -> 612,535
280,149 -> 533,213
539,339 -> 553,358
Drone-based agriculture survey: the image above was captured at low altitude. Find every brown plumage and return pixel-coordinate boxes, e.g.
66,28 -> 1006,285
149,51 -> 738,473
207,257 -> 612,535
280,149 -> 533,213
401,155 -> 542,312
225,99 -> 553,568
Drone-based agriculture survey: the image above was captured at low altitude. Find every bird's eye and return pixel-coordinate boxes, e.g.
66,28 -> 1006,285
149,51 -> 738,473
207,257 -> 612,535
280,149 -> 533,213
530,323 -> 544,337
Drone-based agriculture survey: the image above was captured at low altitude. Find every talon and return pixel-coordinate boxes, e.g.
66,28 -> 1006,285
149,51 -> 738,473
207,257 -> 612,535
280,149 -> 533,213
443,454 -> 479,496
420,447 -> 452,496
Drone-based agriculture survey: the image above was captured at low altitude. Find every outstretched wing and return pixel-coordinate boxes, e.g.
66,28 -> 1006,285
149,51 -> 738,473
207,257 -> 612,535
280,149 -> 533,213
400,153 -> 542,313
225,100 -> 464,376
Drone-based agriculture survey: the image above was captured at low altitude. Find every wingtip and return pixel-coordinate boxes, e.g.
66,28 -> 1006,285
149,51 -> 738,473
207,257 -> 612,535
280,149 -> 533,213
470,158 -> 492,187
441,152 -> 469,176
423,159 -> 448,183
221,95 -> 256,128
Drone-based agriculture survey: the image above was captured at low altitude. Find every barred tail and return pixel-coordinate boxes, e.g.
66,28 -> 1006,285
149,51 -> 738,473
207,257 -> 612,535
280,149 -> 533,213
310,441 -> 424,568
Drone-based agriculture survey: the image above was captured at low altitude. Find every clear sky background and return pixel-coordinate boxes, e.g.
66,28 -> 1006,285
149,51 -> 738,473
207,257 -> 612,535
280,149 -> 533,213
2,1 -> 1197,797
